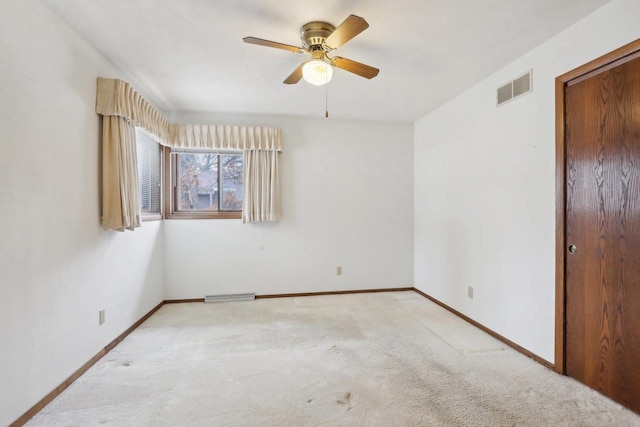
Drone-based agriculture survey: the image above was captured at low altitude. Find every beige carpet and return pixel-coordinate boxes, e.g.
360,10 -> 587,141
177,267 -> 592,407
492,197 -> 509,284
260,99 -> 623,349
26,292 -> 640,426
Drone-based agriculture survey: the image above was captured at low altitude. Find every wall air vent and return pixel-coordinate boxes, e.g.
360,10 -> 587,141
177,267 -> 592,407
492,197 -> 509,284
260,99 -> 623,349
205,293 -> 255,303
497,70 -> 532,106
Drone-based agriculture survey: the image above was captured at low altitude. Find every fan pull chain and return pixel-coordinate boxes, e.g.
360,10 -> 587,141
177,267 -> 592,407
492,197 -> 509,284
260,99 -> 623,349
325,68 -> 329,118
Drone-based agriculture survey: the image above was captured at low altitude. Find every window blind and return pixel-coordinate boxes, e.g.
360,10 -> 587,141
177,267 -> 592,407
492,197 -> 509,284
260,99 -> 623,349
135,128 -> 161,214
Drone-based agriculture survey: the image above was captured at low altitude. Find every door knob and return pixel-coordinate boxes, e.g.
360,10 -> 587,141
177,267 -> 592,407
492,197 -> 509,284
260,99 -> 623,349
568,244 -> 577,254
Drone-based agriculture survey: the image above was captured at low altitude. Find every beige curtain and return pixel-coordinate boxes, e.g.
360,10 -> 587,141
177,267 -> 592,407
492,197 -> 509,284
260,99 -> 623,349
171,124 -> 282,151
243,150 -> 281,223
96,78 -> 282,151
96,77 -> 282,226
102,115 -> 141,231
96,78 -> 171,144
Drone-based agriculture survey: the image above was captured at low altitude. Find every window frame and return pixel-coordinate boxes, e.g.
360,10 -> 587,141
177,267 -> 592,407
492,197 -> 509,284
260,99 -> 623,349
136,129 -> 163,222
164,146 -> 243,220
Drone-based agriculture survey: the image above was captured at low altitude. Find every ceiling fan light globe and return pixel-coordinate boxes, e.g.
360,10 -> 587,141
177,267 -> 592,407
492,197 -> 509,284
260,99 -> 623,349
302,60 -> 333,85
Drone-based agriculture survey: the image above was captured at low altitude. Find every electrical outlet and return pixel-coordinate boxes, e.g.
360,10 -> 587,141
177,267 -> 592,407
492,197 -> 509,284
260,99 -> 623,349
467,286 -> 474,299
336,266 -> 342,276
99,309 -> 106,325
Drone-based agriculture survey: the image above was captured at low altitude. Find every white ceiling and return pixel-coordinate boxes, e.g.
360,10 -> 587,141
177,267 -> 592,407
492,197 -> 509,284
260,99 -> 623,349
43,0 -> 610,122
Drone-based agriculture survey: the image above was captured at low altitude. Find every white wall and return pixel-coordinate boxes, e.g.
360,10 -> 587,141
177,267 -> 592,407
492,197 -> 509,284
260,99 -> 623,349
165,113 -> 414,298
413,0 -> 640,363
0,1 -> 164,425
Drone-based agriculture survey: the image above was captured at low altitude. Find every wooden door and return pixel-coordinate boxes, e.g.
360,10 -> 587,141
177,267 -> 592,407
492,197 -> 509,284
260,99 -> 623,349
564,53 -> 640,412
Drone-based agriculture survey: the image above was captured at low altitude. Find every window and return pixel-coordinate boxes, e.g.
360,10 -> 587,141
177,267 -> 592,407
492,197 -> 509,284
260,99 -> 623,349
166,148 -> 243,219
135,128 -> 162,220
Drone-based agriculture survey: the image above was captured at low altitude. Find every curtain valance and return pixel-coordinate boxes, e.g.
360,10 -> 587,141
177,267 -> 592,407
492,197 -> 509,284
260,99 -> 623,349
96,78 -> 282,151
171,124 -> 282,151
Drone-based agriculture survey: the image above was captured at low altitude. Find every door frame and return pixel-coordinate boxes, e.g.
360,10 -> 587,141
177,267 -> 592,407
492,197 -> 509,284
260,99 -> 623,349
555,38 -> 640,375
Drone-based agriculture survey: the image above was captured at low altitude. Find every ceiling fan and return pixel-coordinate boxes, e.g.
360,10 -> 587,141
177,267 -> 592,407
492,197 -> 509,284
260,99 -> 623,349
243,15 -> 379,86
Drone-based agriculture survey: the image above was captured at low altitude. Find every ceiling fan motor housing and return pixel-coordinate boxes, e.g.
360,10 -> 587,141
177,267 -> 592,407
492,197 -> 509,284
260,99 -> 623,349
300,21 -> 336,49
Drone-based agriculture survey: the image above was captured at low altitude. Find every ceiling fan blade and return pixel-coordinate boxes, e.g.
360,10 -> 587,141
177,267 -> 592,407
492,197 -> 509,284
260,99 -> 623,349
283,63 -> 305,84
243,37 -> 307,53
331,57 -> 379,79
324,15 -> 369,49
